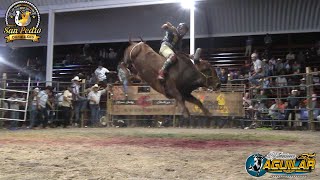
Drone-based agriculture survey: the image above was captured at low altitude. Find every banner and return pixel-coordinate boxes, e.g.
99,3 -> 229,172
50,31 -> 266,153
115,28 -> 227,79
109,86 -> 244,117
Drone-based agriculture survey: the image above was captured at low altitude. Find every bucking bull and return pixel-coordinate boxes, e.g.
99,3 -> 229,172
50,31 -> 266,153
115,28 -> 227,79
123,38 -> 221,118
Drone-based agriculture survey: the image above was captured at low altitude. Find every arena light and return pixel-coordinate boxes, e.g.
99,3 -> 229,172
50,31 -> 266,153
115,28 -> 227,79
180,0 -> 195,55
181,0 -> 195,9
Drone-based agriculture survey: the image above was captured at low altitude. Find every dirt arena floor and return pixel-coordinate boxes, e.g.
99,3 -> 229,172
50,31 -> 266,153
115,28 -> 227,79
0,128 -> 319,180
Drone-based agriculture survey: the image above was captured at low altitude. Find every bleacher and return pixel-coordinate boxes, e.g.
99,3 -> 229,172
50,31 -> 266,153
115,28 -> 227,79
203,44 -> 316,69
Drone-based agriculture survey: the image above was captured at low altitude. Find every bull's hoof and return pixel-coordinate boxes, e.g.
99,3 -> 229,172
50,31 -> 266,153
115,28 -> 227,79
182,113 -> 190,119
203,109 -> 211,116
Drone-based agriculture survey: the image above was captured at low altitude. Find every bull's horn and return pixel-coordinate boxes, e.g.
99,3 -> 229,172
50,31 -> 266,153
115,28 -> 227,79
138,36 -> 144,42
129,33 -> 132,44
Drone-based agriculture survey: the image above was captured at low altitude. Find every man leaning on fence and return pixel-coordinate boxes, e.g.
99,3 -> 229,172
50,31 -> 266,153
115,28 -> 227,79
28,87 -> 39,129
248,53 -> 264,88
87,84 -> 108,127
71,76 -> 87,127
37,86 -> 53,129
285,90 -> 300,124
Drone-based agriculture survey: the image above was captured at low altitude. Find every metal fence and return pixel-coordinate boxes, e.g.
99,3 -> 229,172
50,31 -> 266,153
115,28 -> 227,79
0,68 -> 319,130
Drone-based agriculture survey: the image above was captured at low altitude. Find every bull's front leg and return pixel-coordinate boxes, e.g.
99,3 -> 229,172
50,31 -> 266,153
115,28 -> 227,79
185,94 -> 211,116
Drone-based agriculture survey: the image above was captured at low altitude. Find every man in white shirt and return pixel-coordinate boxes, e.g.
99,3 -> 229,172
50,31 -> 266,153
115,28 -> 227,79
87,84 -> 108,126
248,53 -> 264,87
286,51 -> 295,61
37,86 -> 53,128
94,62 -> 115,86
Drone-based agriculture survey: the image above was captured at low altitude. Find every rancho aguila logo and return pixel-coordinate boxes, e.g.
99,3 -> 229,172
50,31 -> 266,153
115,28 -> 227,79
4,1 -> 41,43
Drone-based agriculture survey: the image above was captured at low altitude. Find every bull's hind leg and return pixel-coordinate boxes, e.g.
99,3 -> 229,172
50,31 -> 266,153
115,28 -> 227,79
185,94 -> 211,116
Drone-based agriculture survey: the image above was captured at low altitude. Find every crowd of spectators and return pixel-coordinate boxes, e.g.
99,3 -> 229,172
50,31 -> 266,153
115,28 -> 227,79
238,36 -> 320,129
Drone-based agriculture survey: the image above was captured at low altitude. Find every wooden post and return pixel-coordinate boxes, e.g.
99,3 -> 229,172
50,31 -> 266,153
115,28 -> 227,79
306,67 -> 315,130
107,90 -> 113,127
81,79 -> 86,128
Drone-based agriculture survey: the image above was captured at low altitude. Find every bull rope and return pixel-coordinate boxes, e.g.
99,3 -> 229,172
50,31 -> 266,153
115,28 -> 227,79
129,42 -> 144,61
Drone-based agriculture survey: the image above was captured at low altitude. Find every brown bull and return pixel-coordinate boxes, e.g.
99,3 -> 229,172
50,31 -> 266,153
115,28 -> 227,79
123,41 -> 220,118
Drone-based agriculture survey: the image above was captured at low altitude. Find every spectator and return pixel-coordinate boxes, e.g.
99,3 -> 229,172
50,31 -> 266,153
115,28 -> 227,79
296,51 -> 305,66
83,44 -> 90,56
28,87 -> 39,129
268,99 -> 282,119
275,71 -> 287,87
268,99 -> 286,128
292,61 -> 301,73
275,58 -> 284,75
37,86 -> 53,129
242,60 -> 251,76
47,93 -> 55,126
312,90 -> 317,109
108,48 -> 117,67
268,60 -> 275,76
117,62 -> 131,98
264,33 -> 272,50
87,84 -> 108,127
299,78 -> 306,96
108,48 -> 117,60
88,72 -> 97,85
285,90 -> 300,122
7,92 -> 25,129
219,68 -> 228,84
61,86 -> 73,128
269,57 -> 276,66
312,68 -> 320,90
71,76 -> 87,127
245,36 -> 253,56
262,59 -> 270,76
263,77 -> 271,89
243,92 -> 252,119
286,51 -> 295,61
290,69 -> 301,86
94,62 -> 115,86
248,53 -> 264,87
284,60 -> 291,74
253,89 -> 268,119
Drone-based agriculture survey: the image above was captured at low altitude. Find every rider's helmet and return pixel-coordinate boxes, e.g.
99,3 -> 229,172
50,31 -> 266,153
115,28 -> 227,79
177,23 -> 189,36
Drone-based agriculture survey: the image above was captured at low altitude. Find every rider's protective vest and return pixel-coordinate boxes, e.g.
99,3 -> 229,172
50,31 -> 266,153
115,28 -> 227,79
161,30 -> 182,51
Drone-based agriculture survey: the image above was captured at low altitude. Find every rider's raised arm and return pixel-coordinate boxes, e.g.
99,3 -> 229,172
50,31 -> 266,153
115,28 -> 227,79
161,22 -> 176,33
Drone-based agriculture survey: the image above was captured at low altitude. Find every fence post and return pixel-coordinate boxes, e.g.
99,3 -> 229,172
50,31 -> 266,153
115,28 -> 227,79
306,67 -> 315,130
0,73 -> 7,128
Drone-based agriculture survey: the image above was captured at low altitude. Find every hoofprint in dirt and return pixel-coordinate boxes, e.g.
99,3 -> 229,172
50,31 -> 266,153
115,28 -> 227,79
0,128 -> 319,180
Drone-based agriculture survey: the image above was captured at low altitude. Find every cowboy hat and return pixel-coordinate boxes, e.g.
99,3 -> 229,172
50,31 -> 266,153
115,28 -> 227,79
92,84 -> 99,88
33,87 -> 40,92
71,76 -> 81,81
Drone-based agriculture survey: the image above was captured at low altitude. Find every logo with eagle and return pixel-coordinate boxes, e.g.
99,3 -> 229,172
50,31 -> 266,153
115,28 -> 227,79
4,1 -> 41,42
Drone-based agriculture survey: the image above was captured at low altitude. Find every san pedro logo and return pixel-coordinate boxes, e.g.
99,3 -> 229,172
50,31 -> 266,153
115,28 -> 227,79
4,1 -> 41,43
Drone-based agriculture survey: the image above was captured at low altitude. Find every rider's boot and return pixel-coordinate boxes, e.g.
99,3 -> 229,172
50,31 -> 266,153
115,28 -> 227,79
157,54 -> 176,80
